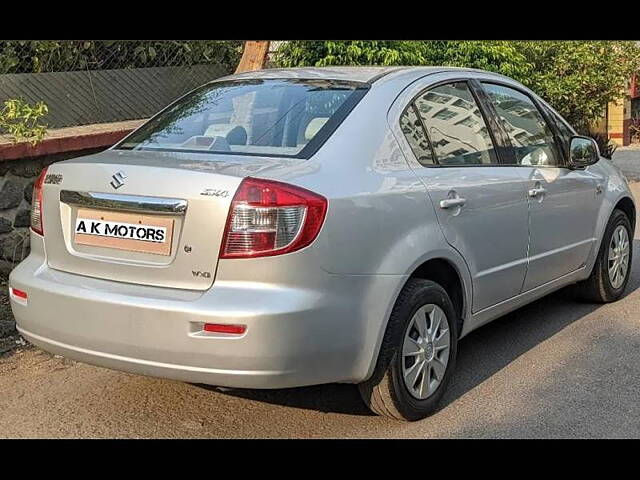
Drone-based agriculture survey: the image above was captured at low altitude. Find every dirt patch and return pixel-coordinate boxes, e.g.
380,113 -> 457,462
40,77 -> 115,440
0,281 -> 30,356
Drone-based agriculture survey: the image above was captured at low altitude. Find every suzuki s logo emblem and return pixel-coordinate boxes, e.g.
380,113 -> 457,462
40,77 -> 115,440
110,170 -> 127,190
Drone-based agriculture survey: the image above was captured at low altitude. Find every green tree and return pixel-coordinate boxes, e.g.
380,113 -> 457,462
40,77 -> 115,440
514,41 -> 640,132
275,40 -> 640,132
275,41 -> 427,67
275,41 -> 532,73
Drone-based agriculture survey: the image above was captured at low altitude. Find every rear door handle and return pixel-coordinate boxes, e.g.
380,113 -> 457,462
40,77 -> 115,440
439,198 -> 466,209
528,187 -> 546,198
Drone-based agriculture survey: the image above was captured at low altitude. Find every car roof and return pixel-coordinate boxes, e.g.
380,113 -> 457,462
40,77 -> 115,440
218,66 -> 516,87
218,66 -> 446,84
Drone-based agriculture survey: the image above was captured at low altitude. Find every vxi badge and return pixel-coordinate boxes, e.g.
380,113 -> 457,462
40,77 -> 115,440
192,271 -> 212,278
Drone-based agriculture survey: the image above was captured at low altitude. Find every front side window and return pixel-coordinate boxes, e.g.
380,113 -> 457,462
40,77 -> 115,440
546,107 -> 576,158
117,79 -> 368,159
413,82 -> 498,166
483,83 -> 562,167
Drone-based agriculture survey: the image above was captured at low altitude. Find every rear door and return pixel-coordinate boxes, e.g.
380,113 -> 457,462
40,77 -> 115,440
394,79 -> 530,313
480,82 -> 603,291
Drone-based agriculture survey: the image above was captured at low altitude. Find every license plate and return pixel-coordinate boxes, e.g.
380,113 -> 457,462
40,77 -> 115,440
74,208 -> 174,256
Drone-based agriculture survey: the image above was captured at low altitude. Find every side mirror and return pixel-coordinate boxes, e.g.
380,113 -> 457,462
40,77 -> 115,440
568,135 -> 600,168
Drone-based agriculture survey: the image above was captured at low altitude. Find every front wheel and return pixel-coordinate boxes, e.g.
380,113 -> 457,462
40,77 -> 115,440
573,209 -> 633,303
358,279 -> 459,421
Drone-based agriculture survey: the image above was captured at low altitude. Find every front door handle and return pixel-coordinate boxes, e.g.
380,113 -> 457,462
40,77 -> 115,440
528,186 -> 546,198
439,198 -> 467,209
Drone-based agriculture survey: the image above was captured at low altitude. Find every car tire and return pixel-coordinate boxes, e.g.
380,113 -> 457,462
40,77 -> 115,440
358,278 -> 459,421
573,209 -> 633,303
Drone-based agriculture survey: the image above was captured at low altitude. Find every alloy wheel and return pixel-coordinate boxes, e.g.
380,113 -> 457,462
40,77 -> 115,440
401,304 -> 451,400
608,224 -> 630,289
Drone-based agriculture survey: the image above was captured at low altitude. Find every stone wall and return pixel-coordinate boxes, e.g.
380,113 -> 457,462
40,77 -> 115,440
0,147 -> 103,278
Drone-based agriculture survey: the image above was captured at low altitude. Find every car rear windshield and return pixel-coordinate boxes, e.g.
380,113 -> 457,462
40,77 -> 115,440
116,78 -> 369,159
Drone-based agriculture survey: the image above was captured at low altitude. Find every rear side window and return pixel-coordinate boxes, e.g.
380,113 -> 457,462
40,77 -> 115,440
413,82 -> 498,166
399,105 -> 435,165
117,79 -> 368,159
482,83 -> 562,167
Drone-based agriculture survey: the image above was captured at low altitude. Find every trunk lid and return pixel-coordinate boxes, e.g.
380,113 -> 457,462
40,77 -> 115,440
41,149 -> 311,290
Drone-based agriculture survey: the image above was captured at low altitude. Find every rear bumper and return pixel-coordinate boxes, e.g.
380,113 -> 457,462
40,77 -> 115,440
18,327 -> 302,388
9,251 -> 402,389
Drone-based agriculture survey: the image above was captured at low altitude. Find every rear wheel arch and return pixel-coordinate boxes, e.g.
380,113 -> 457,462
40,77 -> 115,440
408,258 -> 466,335
363,255 -> 469,384
359,278 -> 459,420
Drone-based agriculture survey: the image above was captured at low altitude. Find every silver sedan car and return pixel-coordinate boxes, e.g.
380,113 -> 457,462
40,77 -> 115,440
9,66 -> 635,421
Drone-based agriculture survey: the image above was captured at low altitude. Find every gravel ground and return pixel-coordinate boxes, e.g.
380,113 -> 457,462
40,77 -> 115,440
1,184 -> 640,438
0,284 -> 27,357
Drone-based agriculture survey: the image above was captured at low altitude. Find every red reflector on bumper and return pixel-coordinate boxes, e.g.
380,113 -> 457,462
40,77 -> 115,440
10,287 -> 27,300
203,323 -> 246,335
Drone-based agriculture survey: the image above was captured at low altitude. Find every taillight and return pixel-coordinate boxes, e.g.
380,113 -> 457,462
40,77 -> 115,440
30,167 -> 48,236
220,177 -> 327,259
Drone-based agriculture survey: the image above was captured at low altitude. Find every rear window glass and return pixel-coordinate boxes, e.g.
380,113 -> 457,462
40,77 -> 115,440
117,79 -> 368,159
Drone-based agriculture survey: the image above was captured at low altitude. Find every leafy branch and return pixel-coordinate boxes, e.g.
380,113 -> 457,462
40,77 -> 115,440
0,99 -> 48,144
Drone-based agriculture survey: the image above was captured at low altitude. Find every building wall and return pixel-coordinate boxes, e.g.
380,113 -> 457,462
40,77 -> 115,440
608,97 -> 627,146
607,78 -> 636,146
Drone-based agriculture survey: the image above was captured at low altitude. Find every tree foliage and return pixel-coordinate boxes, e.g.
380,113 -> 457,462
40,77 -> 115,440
514,41 -> 640,131
0,40 -> 243,75
275,41 -> 426,67
0,98 -> 48,144
276,41 -> 640,132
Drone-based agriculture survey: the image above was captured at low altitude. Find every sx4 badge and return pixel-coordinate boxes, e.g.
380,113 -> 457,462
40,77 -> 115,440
200,188 -> 229,198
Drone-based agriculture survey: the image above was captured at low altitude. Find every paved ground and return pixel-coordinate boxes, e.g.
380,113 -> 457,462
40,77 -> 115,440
2,185 -> 640,438
612,145 -> 640,181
